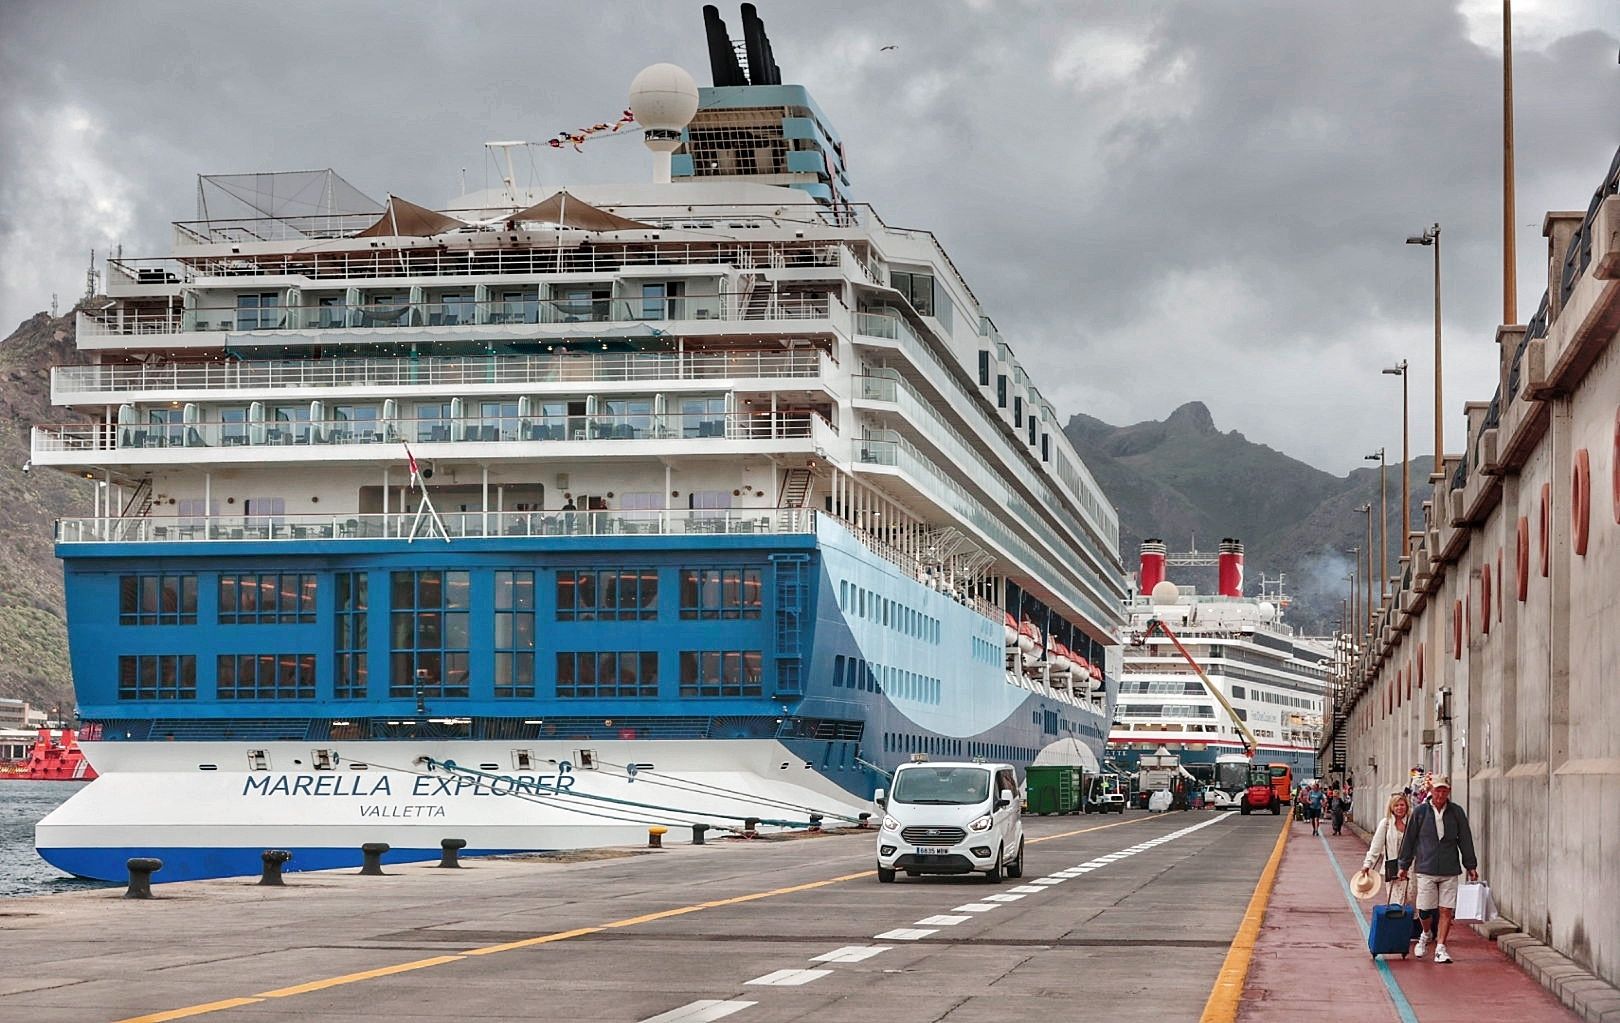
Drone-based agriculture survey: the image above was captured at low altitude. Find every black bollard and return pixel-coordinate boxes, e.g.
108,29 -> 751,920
125,857 -> 163,899
258,849 -> 292,886
742,817 -> 760,839
857,812 -> 872,829
808,813 -> 824,833
437,838 -> 467,868
691,823 -> 709,845
359,842 -> 390,875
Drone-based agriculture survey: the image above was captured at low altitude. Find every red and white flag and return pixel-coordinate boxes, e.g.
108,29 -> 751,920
404,444 -> 420,481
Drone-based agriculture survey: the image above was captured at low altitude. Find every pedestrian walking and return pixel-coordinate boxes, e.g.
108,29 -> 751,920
1397,776 -> 1478,964
1304,782 -> 1325,836
1329,783 -> 1347,835
1361,790 -> 1411,902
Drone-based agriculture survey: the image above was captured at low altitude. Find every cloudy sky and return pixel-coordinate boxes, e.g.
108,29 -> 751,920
1,0 -> 1614,472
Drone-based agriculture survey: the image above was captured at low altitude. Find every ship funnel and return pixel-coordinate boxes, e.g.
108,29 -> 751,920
1138,538 -> 1167,594
1218,538 -> 1245,597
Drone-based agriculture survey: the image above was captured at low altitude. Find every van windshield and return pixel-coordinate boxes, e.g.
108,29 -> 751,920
891,767 -> 991,805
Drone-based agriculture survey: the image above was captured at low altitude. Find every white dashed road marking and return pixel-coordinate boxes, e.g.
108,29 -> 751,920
746,968 -> 832,987
811,945 -> 891,964
640,1000 -> 757,1023
915,914 -> 970,926
874,927 -> 938,941
952,903 -> 1000,912
981,893 -> 1025,902
1008,885 -> 1045,893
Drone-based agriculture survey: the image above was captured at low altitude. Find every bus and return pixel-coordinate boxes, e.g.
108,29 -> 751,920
1267,763 -> 1293,804
1212,753 -> 1252,809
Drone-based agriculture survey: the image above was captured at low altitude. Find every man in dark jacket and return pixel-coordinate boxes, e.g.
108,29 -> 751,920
1396,776 -> 1478,964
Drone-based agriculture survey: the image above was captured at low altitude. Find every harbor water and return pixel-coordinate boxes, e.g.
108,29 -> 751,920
0,782 -> 112,897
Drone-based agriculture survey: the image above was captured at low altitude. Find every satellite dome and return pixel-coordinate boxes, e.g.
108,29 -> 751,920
1150,580 -> 1181,605
1258,601 -> 1276,617
628,63 -> 699,132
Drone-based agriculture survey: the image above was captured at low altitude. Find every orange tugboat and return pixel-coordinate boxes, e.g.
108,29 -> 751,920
0,729 -> 97,781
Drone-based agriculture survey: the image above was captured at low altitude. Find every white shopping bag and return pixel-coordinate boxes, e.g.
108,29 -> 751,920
1455,880 -> 1494,922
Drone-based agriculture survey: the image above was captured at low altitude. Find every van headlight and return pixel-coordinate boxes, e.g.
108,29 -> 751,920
969,814 -> 994,832
881,815 -> 900,832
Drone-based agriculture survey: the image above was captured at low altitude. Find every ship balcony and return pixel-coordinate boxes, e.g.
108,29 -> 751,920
852,433 -> 1123,630
73,292 -> 846,351
853,311 -> 1117,552
54,507 -> 818,545
30,410 -> 840,468
52,349 -> 839,405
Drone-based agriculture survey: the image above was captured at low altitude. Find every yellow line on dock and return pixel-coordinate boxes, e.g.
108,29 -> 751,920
1198,814 -> 1291,1023
113,814 -> 1166,1023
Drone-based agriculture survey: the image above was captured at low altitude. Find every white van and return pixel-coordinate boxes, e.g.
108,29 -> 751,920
874,760 -> 1025,883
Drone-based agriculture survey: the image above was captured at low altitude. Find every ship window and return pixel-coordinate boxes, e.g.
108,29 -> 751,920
678,568 -> 762,620
1041,434 -> 1050,462
388,570 -> 471,700
888,269 -> 936,319
235,292 -> 281,331
556,651 -> 658,699
1013,396 -> 1023,427
334,572 -> 368,700
494,570 -> 536,698
217,653 -> 316,700
997,375 -> 1007,409
117,654 -> 197,700
679,650 -> 763,698
833,654 -> 845,687
119,574 -> 197,626
978,350 -> 990,386
1028,417 -> 1037,446
1230,685 -> 1246,699
219,573 -> 316,625
558,568 -> 659,621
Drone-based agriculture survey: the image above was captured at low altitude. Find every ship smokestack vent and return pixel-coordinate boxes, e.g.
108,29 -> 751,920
1138,539 -> 1168,594
1217,538 -> 1245,597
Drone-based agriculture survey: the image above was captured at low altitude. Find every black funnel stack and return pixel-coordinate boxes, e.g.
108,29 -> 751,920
702,4 -> 782,87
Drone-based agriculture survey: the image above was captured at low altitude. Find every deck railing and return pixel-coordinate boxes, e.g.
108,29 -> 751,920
33,411 -> 832,454
77,292 -> 840,338
55,507 -> 818,544
54,350 -> 832,397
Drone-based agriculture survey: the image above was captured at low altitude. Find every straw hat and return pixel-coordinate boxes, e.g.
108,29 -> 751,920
1350,867 -> 1380,900
1430,775 -> 1452,789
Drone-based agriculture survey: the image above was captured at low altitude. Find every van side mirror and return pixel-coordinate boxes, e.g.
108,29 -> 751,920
996,788 -> 1014,810
873,787 -> 886,808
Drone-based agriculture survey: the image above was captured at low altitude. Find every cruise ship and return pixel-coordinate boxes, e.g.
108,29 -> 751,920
31,5 -> 1127,881
1107,539 -> 1327,782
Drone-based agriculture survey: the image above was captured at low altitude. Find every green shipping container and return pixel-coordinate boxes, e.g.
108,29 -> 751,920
1025,765 -> 1084,815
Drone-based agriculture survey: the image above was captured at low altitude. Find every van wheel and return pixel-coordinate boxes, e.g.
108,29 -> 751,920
1006,839 -> 1025,879
1241,803 -> 1251,815
877,866 -> 896,883
984,846 -> 1004,883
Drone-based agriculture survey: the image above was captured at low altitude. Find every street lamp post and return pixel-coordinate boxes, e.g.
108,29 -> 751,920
1365,448 -> 1388,601
1382,361 -> 1410,561
1406,225 -> 1442,479
1356,504 -> 1374,644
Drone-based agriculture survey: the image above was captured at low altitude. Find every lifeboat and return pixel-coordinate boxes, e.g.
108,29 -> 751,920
1003,613 -> 1020,648
1049,642 -> 1072,674
1071,655 -> 1094,692
1017,620 -> 1039,655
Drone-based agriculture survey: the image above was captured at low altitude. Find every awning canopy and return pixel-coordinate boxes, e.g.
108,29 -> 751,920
508,191 -> 652,232
355,195 -> 466,238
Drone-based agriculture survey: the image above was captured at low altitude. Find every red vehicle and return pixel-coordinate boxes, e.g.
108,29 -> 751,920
1240,766 -> 1279,815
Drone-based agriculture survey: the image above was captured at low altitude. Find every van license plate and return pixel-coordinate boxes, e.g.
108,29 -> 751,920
915,846 -> 949,855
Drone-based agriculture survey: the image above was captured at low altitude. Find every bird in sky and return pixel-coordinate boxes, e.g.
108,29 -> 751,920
880,44 -> 898,51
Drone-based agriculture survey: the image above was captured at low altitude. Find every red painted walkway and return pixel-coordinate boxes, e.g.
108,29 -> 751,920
1238,814 -> 1577,1022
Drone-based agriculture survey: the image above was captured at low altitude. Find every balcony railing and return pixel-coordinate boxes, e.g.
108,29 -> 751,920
56,507 -> 817,544
33,411 -> 831,455
54,350 -> 832,398
77,292 -> 840,338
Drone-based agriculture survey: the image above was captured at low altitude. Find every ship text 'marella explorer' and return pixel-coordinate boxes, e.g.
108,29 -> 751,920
31,6 -> 1127,881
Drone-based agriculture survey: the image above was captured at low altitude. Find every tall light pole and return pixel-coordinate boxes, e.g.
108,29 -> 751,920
1356,504 -> 1374,643
1345,561 -> 1359,664
1503,0 -> 1517,324
1383,360 -> 1410,561
1366,448 -> 1388,601
1407,225 -> 1442,479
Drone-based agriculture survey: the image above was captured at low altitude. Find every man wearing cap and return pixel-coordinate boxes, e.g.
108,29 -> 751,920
1396,776 -> 1478,963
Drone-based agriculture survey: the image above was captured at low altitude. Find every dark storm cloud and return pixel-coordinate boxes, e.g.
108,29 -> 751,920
1,0 -> 1614,470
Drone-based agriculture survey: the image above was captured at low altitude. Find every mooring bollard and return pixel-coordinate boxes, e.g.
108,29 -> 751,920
125,857 -> 163,899
808,813 -> 824,833
691,823 -> 709,846
437,838 -> 467,868
648,825 -> 668,849
742,817 -> 760,839
258,849 -> 292,886
359,842 -> 390,875
857,812 -> 872,829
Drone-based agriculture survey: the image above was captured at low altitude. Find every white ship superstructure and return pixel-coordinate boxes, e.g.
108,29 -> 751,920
1108,539 -> 1327,780
32,6 -> 1127,881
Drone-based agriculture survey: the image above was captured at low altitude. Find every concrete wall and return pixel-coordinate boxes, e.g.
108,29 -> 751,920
1334,184 -> 1619,987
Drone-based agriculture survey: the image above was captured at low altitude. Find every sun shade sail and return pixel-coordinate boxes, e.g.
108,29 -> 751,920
355,195 -> 467,238
508,191 -> 651,231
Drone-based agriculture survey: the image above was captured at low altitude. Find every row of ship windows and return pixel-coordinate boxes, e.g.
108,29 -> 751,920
114,650 -> 764,701
116,567 -> 764,626
836,581 -> 940,643
971,636 -> 999,665
831,654 -> 940,705
1227,685 -> 1314,710
883,731 -> 1041,765
1130,660 -> 1321,695
1118,704 -> 1218,718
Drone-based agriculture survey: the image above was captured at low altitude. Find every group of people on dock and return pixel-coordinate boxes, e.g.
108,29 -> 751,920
1348,771 -> 1480,965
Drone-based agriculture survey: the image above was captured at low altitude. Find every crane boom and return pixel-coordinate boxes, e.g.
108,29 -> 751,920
1138,617 -> 1257,758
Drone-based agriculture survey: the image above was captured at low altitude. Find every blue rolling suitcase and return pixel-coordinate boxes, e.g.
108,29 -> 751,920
1368,880 -> 1420,958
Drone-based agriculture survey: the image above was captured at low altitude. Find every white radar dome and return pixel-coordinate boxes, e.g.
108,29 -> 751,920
1150,580 -> 1181,605
1258,602 -> 1276,618
629,63 -> 699,132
